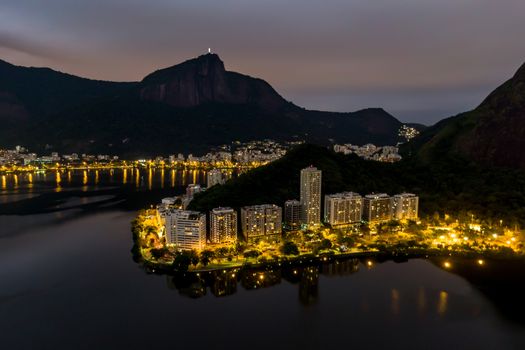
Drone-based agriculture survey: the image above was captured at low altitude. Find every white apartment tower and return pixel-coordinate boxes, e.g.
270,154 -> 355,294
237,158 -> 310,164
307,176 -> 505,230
300,166 -> 322,228
363,193 -> 393,223
324,192 -> 363,227
165,210 -> 206,250
392,193 -> 419,220
240,204 -> 282,241
210,207 -> 238,244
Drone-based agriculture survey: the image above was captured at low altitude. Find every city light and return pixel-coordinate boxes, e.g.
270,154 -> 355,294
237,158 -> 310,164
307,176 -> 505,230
130,164 -> 523,277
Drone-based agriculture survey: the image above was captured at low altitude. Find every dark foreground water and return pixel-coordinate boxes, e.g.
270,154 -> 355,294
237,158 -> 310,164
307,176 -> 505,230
1,170 -> 525,349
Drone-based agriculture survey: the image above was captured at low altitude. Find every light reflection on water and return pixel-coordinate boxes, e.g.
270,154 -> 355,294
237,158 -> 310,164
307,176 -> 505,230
154,258 -> 493,324
0,168 -> 214,192
438,290 -> 448,315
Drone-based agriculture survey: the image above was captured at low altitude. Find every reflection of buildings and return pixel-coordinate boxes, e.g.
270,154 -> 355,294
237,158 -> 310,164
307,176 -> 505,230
241,269 -> 282,290
240,204 -> 282,242
159,258 -> 508,323
392,193 -> 419,220
300,166 -> 322,228
209,270 -> 238,297
166,275 -> 206,298
363,193 -> 393,223
299,266 -> 319,306
320,259 -> 360,276
210,207 -> 238,244
324,192 -> 363,227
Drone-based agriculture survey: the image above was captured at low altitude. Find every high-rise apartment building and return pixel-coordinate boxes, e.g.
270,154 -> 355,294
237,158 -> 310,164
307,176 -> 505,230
324,192 -> 363,227
392,193 -> 419,220
284,199 -> 302,230
210,207 -> 238,244
165,210 -> 206,250
300,166 -> 322,228
363,193 -> 393,223
240,204 -> 282,241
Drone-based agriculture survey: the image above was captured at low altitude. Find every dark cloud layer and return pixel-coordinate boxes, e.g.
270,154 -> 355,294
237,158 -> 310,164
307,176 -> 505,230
1,0 -> 524,124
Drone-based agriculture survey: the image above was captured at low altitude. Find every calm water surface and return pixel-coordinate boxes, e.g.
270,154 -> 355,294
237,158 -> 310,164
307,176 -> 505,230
1,170 -> 525,349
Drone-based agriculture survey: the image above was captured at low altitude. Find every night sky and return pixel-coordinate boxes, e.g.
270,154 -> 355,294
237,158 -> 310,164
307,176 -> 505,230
1,0 -> 525,125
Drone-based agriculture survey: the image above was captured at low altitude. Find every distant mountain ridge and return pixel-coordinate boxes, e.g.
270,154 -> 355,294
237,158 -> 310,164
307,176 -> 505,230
0,54 -> 405,156
0,58 -> 134,121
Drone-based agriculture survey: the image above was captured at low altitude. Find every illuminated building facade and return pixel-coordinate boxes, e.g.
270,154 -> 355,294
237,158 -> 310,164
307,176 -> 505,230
363,193 -> 393,223
240,204 -> 282,241
165,210 -> 206,250
300,166 -> 322,228
210,207 -> 238,244
324,192 -> 363,227
186,184 -> 203,197
284,199 -> 302,230
392,193 -> 419,220
183,183 -> 204,209
207,169 -> 226,188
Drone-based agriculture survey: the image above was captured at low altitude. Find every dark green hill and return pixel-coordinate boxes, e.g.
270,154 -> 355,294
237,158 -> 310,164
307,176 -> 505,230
189,144 -> 525,226
406,61 -> 525,169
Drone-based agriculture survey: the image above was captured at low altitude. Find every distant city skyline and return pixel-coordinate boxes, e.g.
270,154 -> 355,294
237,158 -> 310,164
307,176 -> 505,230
1,0 -> 525,124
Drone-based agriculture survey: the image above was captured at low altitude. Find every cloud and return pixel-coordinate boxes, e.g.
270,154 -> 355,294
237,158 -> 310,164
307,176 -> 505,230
0,32 -> 67,61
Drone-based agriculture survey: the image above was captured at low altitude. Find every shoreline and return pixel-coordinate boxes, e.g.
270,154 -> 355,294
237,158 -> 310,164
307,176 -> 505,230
136,248 -> 525,274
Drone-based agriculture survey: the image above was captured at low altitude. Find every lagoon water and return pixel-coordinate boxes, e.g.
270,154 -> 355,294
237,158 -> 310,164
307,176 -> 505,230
1,170 -> 525,349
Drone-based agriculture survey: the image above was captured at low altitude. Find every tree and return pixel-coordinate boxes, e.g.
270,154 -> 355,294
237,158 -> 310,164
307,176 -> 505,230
386,220 -> 401,234
200,250 -> 214,266
172,252 -> 191,272
150,248 -> 167,259
405,220 -> 420,234
319,238 -> 332,250
234,241 -> 245,254
360,223 -> 371,236
281,241 -> 299,255
145,225 -> 157,235
338,235 -> 355,247
216,247 -> 229,259
188,249 -> 199,267
244,250 -> 261,259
